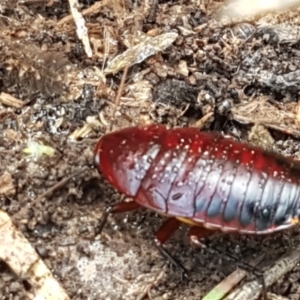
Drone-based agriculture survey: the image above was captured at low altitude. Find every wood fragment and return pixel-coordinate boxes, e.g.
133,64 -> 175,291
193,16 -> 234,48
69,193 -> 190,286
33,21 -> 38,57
296,100 -> 300,127
126,80 -> 153,102
0,92 -> 25,108
0,210 -> 70,300
177,60 -> 189,77
192,112 -> 214,129
0,171 -> 15,196
265,293 -> 289,300
248,123 -> 275,150
104,32 -> 178,75
69,123 -> 94,140
57,0 -> 106,26
66,0 -> 92,57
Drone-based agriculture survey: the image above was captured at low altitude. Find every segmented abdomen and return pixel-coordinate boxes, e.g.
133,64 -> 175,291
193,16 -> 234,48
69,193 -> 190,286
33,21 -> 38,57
95,125 -> 300,234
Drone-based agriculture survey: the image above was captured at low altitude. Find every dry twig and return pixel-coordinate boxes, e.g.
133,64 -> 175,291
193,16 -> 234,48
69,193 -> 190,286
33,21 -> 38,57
35,168 -> 87,203
109,65 -> 129,132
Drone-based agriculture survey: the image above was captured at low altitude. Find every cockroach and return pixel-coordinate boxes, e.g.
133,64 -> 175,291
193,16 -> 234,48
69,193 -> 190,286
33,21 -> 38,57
94,124 -> 300,295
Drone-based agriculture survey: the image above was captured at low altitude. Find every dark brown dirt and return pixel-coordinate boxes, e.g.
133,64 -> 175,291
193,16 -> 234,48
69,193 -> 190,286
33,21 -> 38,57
1,0 -> 300,299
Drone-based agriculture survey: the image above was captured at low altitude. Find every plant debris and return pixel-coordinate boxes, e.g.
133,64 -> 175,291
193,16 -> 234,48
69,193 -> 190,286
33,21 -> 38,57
104,32 -> 178,75
225,244 -> 300,300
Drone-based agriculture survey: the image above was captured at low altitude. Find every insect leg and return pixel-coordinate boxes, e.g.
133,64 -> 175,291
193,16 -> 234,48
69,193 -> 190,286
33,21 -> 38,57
154,217 -> 187,279
97,201 -> 140,234
189,226 -> 267,300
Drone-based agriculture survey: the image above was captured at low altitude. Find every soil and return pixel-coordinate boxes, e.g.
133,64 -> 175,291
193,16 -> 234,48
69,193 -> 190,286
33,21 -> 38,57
1,0 -> 300,299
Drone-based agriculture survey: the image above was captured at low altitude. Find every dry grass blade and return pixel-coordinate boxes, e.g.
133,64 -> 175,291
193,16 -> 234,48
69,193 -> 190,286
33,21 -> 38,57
203,269 -> 248,300
225,244 -> 300,300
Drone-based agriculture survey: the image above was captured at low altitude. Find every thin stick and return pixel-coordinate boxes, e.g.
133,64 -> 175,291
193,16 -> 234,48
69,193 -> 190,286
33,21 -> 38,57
35,168 -> 87,203
109,65 -> 129,132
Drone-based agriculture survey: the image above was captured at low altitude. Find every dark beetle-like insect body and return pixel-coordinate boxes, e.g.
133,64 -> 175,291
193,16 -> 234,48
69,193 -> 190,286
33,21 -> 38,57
95,124 -> 300,235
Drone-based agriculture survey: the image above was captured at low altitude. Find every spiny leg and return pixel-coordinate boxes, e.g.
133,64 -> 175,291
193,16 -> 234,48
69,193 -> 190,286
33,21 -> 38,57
154,217 -> 187,279
189,226 -> 267,300
97,201 -> 140,234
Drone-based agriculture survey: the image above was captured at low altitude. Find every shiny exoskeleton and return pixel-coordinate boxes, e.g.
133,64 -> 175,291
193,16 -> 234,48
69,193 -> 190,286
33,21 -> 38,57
94,124 -> 300,300
95,124 -> 300,235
